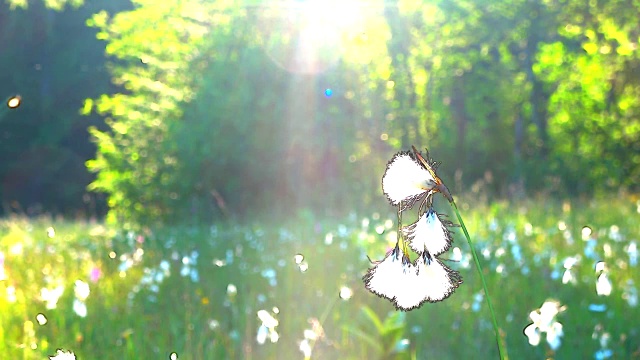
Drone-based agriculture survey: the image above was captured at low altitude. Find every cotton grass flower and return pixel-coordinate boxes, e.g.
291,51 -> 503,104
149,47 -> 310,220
365,146 -> 462,310
256,309 -> 279,344
596,273 -> 612,296
363,243 -> 410,302
49,349 -> 76,360
364,145 -> 503,358
402,207 -> 455,256
524,300 -> 565,350
382,146 -> 452,210
363,243 -> 461,311
382,151 -> 437,207
41,285 -> 65,309
74,280 -> 90,301
392,252 -> 462,310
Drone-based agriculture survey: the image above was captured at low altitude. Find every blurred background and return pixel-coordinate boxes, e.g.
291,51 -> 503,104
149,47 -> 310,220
1,0 -> 639,359
1,0 -> 638,223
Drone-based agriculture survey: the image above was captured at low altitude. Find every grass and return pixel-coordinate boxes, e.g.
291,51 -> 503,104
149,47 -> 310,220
0,197 -> 639,359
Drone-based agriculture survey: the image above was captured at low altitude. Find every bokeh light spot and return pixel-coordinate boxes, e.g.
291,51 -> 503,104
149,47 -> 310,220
557,221 -> 567,231
339,286 -> 353,300
299,262 -> 309,272
294,254 -> 304,264
170,352 -> 178,360
324,88 -> 333,97
227,284 -> 237,296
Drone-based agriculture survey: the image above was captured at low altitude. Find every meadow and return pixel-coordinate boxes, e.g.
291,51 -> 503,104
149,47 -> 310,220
1,197 -> 639,359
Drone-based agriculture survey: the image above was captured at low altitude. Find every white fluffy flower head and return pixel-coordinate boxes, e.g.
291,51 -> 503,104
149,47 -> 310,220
382,152 -> 436,206
363,245 -> 462,311
49,349 -> 76,360
402,207 -> 455,256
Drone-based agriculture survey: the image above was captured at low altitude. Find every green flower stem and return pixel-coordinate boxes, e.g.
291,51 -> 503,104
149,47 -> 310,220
451,201 -> 507,360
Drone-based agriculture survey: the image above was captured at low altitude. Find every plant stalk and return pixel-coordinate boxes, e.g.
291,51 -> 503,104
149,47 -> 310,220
451,201 -> 507,360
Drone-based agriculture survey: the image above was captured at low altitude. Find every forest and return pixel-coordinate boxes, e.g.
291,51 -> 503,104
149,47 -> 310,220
1,0 -> 638,223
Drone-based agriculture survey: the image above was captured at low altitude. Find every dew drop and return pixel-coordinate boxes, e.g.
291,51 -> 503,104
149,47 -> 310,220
170,352 -> 178,360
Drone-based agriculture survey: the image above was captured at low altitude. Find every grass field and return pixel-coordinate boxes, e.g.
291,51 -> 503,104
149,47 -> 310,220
1,197 -> 639,359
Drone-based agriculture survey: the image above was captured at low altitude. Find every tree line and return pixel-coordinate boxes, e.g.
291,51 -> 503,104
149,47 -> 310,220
1,0 -> 639,224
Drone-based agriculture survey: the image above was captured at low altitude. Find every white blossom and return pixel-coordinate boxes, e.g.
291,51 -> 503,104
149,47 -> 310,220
524,300 -> 565,351
49,349 -> 76,360
364,245 -> 462,311
402,207 -> 454,256
382,152 -> 436,206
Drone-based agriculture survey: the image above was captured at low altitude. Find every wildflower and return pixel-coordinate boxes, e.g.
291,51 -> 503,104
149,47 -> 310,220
256,310 -> 279,344
364,244 -> 461,311
596,273 -> 612,296
180,251 -> 199,283
392,251 -> 462,310
74,280 -> 90,301
402,207 -> 455,256
562,256 -> 579,285
297,317 -> 325,359
72,280 -> 90,317
41,285 -> 65,309
89,266 -> 102,283
363,243 -> 410,301
523,300 -> 565,350
593,325 -> 613,359
73,299 -> 87,317
595,262 -> 612,296
49,349 -> 75,360
299,339 -> 312,358
365,146 -> 462,310
626,241 -> 638,267
382,146 -> 452,209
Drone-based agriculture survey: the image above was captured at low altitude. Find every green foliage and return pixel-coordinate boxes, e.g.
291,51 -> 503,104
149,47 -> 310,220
1,198 -> 639,358
3,0 -> 640,220
0,0 -> 130,215
6,0 -> 84,10
344,306 -> 411,359
86,0 -> 212,225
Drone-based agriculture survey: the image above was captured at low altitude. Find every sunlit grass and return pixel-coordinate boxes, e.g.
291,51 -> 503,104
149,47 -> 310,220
0,197 -> 638,359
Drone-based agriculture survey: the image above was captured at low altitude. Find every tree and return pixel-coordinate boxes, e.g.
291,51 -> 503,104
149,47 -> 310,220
0,0 -> 130,216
